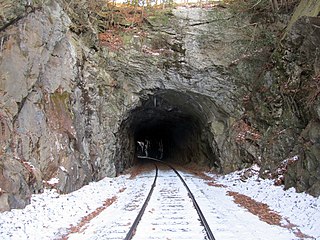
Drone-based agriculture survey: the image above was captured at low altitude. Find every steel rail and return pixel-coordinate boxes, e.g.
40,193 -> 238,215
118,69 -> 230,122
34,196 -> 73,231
137,156 -> 216,240
124,163 -> 158,240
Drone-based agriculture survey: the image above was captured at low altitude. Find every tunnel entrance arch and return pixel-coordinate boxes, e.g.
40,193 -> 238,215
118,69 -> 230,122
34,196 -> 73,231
114,90 -> 222,174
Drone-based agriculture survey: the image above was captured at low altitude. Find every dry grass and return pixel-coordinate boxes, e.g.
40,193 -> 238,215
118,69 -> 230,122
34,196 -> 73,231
228,190 -> 282,225
60,196 -> 117,239
227,190 -> 313,239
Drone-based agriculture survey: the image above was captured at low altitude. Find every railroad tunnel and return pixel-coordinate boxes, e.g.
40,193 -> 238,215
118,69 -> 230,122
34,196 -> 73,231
114,90 -> 222,174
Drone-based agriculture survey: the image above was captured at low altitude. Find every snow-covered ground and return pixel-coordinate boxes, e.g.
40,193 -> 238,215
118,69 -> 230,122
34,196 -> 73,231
214,165 -> 320,239
0,164 -> 319,240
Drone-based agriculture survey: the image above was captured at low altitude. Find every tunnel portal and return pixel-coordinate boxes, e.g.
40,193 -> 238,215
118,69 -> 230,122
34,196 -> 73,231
115,90 -> 221,173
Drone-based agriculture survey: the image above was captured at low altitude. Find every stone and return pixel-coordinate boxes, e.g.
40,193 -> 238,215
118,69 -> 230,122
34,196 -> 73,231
1,0 -> 320,212
0,154 -> 32,211
0,0 -> 26,31
0,1 -> 97,211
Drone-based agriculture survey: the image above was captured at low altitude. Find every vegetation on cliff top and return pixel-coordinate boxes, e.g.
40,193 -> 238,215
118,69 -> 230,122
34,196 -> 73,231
50,0 -> 294,53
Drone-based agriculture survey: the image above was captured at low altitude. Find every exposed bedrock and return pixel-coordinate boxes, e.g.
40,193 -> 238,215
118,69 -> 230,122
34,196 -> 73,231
1,0 -> 320,211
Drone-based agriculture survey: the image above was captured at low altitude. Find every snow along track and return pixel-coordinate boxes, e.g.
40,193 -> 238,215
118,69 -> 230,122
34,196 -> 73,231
65,158 -> 300,240
68,157 -> 214,240
0,160 -> 305,239
67,170 -> 157,240
128,157 -> 214,240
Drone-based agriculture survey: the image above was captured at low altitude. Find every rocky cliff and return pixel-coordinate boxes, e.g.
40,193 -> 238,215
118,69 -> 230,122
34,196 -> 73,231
0,0 -> 319,211
251,15 -> 320,195
0,0 -> 117,211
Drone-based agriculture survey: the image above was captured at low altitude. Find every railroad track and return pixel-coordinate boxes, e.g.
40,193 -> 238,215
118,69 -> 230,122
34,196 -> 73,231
124,156 -> 216,240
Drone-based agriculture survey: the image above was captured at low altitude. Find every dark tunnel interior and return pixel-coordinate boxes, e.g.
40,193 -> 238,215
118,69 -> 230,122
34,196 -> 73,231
134,110 -> 199,161
114,90 -> 221,173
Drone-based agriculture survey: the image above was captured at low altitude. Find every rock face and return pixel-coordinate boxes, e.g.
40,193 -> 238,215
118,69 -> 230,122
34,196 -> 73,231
0,0 -> 319,211
0,1 -> 117,211
250,16 -> 320,196
238,0 -> 320,197
109,7 -> 269,175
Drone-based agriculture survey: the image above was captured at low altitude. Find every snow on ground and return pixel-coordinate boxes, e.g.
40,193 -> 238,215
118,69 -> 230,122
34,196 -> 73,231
213,165 -> 320,239
0,175 -> 132,240
0,164 -> 319,240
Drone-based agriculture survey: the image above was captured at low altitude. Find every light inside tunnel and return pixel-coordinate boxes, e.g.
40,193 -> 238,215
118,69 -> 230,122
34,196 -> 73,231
114,90 -> 221,174
134,109 -> 198,161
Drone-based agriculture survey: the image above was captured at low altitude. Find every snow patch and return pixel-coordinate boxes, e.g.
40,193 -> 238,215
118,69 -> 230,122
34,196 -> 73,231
46,178 -> 59,185
0,165 -> 319,240
59,166 -> 68,173
214,165 -> 320,239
